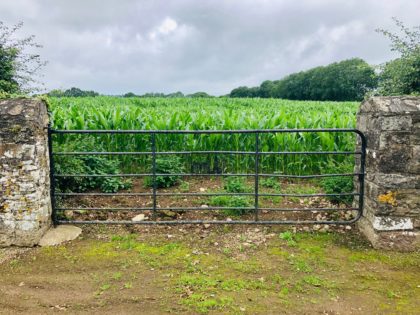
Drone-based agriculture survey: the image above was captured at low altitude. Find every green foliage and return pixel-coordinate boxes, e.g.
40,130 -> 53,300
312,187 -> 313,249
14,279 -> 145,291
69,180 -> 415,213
223,177 -> 248,193
279,231 -> 297,246
321,163 -> 354,204
144,156 -> 184,188
48,87 -> 99,97
209,196 -> 252,216
123,92 -> 137,97
179,181 -> 190,192
260,177 -> 280,190
0,46 -> 19,93
0,21 -> 46,93
229,86 -> 261,98
376,18 -> 420,96
229,58 -> 377,101
54,138 -> 131,193
187,92 -> 213,98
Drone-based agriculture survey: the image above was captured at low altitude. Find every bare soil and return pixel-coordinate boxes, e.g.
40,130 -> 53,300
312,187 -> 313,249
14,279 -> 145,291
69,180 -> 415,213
58,177 -> 355,225
0,225 -> 419,314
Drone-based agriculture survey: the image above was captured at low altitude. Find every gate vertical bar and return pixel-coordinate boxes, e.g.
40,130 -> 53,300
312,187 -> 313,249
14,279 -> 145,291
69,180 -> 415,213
151,133 -> 157,219
358,132 -> 367,218
47,125 -> 58,226
254,132 -> 260,221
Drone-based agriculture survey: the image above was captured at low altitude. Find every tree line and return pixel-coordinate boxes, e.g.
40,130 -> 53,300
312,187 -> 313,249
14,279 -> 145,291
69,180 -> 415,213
46,88 -> 213,98
230,58 -> 377,101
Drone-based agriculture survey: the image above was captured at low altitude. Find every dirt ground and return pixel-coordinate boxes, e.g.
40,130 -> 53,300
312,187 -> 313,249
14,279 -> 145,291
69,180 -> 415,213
1,225 -> 419,315
57,177 -> 356,224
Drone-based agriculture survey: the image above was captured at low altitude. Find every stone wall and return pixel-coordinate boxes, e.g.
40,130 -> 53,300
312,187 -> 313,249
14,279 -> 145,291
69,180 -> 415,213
0,98 -> 51,246
356,96 -> 419,251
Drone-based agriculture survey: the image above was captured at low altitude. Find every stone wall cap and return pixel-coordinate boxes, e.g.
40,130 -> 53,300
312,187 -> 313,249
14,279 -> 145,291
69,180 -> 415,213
360,96 -> 420,114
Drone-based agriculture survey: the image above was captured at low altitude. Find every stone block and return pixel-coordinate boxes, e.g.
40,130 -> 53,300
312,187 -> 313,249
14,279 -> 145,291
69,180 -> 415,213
377,145 -> 412,174
381,115 -> 412,131
357,216 -> 419,251
379,131 -> 411,149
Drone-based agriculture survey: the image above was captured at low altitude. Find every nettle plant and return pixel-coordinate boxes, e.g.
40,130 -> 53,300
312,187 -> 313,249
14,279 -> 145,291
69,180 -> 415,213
144,156 -> 185,188
54,139 -> 132,193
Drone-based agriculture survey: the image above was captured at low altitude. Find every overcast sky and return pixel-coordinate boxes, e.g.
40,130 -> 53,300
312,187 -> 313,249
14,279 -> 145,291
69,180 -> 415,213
1,0 -> 419,95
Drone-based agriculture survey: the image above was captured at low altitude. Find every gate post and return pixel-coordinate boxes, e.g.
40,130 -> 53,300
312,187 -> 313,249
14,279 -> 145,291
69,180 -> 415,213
356,96 -> 419,251
0,98 -> 52,246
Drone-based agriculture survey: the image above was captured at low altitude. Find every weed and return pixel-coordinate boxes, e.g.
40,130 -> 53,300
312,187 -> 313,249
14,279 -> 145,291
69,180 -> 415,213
321,162 -> 354,204
279,231 -> 297,246
181,293 -> 233,314
223,177 -> 249,193
208,195 -> 252,216
302,275 -> 323,287
144,156 -> 185,188
261,177 -> 280,190
179,181 -> 190,192
112,272 -> 122,280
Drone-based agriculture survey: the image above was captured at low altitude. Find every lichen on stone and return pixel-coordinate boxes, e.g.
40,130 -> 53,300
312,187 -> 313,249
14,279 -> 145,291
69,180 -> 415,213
378,191 -> 397,206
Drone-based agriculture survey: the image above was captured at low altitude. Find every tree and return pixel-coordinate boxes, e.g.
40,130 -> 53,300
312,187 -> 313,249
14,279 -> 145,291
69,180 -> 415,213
229,86 -> 260,98
0,21 -> 46,94
123,92 -> 137,97
47,87 -> 99,97
376,18 -> 420,95
187,92 -> 212,98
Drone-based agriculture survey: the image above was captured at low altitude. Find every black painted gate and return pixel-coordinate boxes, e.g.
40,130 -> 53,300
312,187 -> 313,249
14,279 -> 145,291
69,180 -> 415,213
48,128 -> 366,225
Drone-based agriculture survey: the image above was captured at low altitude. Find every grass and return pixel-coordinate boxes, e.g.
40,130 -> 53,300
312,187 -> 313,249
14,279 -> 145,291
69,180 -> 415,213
1,228 -> 419,314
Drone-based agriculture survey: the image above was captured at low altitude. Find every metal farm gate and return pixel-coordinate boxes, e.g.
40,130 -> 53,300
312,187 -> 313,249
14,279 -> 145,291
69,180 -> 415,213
48,128 -> 366,225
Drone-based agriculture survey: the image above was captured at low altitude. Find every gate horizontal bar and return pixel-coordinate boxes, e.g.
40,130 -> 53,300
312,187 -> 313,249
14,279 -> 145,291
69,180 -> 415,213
55,207 -> 358,212
50,128 -> 364,135
54,173 -> 363,178
57,217 -> 360,225
55,192 -> 360,197
52,150 -> 362,156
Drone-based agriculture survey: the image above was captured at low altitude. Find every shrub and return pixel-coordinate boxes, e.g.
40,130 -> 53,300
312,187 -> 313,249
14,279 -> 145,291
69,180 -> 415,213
144,156 -> 185,188
321,163 -> 354,204
54,139 -> 131,193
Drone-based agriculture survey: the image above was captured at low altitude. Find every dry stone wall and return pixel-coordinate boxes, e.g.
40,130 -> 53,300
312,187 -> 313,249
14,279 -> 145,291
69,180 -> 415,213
356,96 -> 419,251
0,99 -> 51,246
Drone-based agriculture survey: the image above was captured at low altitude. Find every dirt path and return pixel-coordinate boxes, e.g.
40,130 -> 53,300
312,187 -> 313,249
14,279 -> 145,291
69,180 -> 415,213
0,226 -> 419,314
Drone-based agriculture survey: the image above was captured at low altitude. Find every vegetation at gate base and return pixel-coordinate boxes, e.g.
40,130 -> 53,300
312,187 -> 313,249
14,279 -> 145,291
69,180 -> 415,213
144,156 -> 185,188
261,177 -> 281,190
53,138 -> 131,193
208,176 -> 253,216
320,162 -> 354,205
224,177 -> 249,193
209,195 -> 252,216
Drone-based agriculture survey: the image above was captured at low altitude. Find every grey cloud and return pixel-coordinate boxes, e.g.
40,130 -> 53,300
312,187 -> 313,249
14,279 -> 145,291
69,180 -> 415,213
0,0 -> 419,95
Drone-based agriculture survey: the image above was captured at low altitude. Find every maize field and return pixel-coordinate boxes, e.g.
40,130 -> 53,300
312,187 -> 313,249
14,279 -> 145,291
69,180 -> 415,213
49,97 -> 359,175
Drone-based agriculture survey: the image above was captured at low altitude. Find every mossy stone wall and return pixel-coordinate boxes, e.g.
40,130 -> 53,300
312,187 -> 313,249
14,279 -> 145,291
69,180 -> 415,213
356,97 -> 420,251
0,99 -> 51,246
